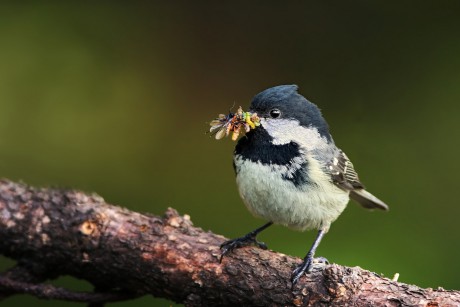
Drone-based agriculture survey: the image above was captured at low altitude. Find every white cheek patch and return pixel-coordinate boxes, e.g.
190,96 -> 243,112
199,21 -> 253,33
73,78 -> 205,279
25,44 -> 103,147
261,118 -> 330,151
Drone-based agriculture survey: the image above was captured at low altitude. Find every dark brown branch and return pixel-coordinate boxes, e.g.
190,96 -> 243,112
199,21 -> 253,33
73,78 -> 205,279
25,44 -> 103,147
0,265 -> 47,300
0,179 -> 458,306
0,275 -> 138,303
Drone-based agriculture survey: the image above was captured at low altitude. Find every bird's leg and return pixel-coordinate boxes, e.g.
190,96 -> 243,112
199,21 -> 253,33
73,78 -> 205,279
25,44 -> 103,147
291,228 -> 327,285
220,221 -> 273,262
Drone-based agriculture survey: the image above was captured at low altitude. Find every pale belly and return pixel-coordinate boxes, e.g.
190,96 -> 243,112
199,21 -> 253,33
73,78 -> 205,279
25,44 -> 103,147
235,157 -> 349,231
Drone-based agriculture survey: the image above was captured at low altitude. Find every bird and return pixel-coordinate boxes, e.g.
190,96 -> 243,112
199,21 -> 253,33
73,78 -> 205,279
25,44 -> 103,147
220,84 -> 388,286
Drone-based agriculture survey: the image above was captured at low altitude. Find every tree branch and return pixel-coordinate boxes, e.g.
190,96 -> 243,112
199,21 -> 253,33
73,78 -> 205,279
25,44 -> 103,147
0,275 -> 138,303
0,179 -> 458,306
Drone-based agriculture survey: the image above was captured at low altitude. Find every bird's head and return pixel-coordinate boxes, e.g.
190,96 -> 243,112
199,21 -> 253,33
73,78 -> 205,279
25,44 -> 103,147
248,85 -> 332,144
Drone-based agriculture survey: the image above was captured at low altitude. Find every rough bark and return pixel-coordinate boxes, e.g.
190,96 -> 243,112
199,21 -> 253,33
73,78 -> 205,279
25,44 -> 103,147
0,179 -> 458,306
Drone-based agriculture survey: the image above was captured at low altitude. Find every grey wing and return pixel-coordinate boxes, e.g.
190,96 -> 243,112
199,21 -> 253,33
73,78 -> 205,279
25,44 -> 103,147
328,150 -> 364,190
328,150 -> 389,211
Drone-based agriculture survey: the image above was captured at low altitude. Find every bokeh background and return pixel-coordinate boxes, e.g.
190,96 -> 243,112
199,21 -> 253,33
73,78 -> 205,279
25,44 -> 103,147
1,2 -> 460,306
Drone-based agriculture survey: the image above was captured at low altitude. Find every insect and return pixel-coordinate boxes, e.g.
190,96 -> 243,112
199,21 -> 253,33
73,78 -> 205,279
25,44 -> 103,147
209,106 -> 260,141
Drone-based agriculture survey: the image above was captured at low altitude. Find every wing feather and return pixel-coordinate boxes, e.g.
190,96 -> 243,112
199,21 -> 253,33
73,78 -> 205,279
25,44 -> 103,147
328,150 -> 388,211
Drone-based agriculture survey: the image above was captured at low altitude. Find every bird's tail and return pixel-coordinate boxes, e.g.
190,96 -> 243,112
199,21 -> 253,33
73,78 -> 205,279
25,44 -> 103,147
350,189 -> 389,211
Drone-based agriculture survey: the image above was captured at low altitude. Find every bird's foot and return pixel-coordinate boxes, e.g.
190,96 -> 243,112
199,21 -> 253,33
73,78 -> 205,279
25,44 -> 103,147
220,233 -> 268,262
291,256 -> 329,286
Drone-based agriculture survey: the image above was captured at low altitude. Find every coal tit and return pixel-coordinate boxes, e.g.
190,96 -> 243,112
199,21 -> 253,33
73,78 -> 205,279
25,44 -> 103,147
220,85 -> 388,285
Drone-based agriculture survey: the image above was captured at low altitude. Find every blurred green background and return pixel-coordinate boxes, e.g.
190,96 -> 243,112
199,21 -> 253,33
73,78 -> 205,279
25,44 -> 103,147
1,2 -> 459,306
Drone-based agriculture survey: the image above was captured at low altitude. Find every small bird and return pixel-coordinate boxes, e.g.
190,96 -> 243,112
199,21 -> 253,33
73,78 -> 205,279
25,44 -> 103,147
220,84 -> 388,285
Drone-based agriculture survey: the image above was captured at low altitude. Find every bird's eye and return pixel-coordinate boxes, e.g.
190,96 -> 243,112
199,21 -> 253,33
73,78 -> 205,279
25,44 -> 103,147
269,109 -> 281,118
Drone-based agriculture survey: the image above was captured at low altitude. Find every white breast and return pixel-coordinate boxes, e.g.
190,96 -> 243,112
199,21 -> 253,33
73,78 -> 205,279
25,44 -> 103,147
234,118 -> 349,231
235,155 -> 349,231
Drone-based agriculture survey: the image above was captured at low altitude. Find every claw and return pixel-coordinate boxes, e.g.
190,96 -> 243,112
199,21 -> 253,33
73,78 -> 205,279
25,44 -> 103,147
257,241 -> 268,250
291,257 -> 312,286
220,234 -> 268,262
219,222 -> 273,262
291,229 -> 328,287
291,256 -> 329,286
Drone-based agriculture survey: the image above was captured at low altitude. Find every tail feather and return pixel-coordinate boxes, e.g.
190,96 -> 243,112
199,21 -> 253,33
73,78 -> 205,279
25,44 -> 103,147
350,189 -> 389,211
